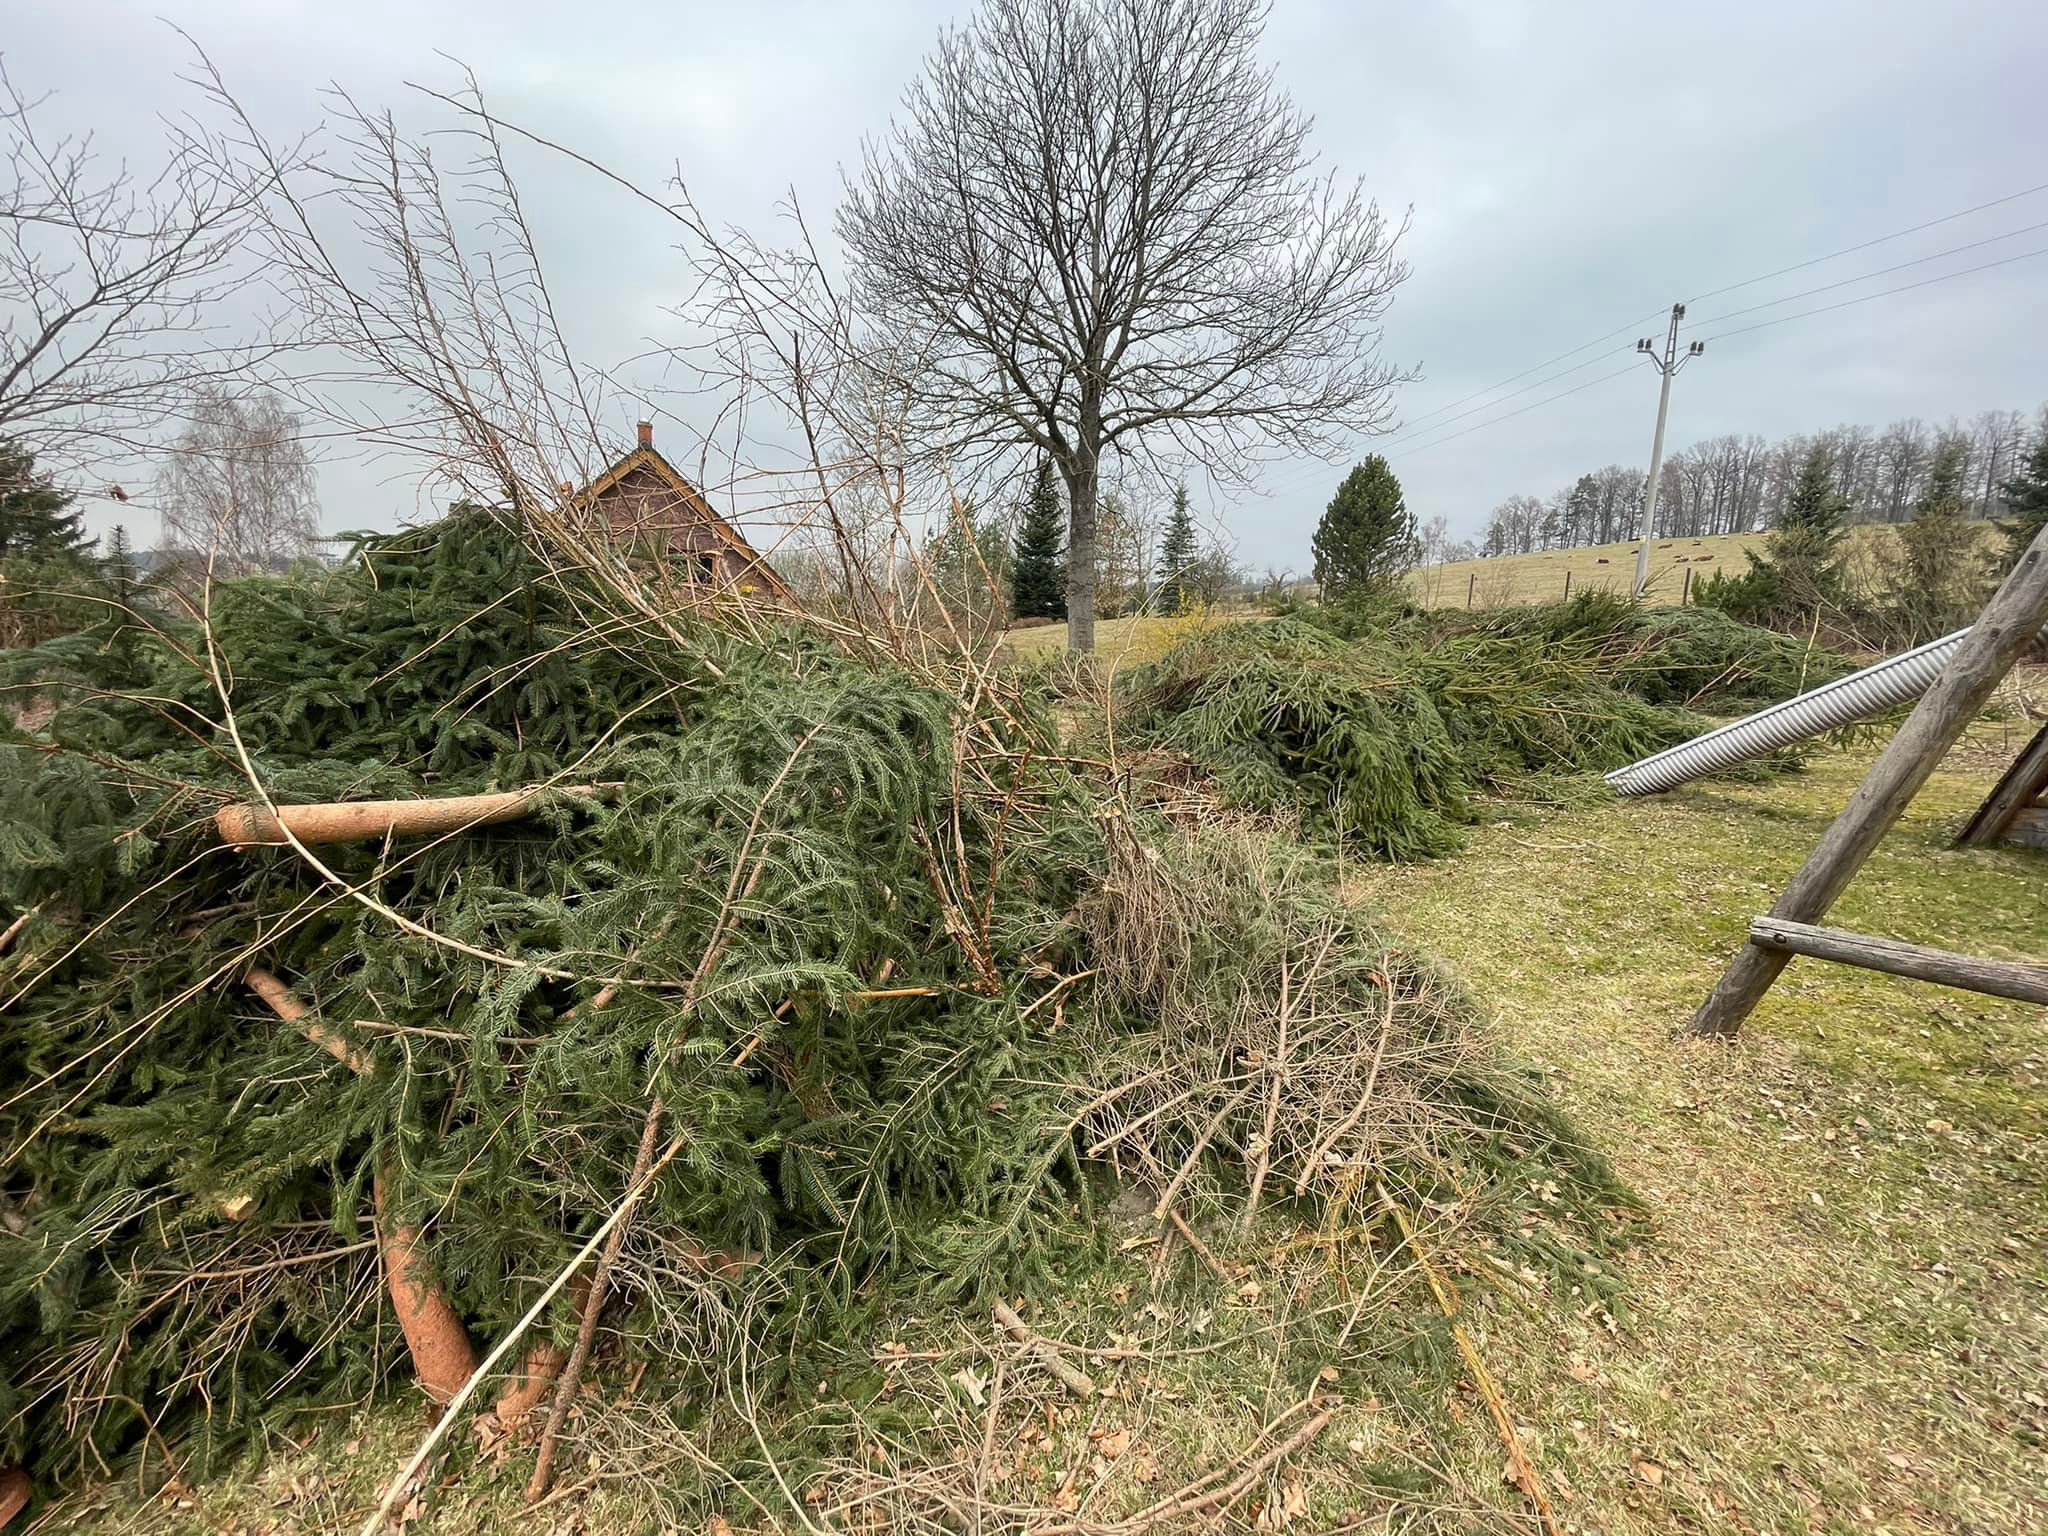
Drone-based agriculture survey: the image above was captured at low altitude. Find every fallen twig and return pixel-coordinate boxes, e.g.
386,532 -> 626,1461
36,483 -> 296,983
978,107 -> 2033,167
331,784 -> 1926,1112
1378,1182 -> 1561,1536
1032,1402 -> 1333,1535
1162,1207 -> 1239,1284
526,1099 -> 666,1502
243,966 -> 376,1076
1127,1406 -> 1331,1528
0,908 -> 34,957
992,1298 -> 1095,1399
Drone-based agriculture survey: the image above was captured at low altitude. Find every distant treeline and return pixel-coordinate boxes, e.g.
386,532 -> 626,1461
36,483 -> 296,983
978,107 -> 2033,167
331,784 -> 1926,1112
1478,403 -> 2047,557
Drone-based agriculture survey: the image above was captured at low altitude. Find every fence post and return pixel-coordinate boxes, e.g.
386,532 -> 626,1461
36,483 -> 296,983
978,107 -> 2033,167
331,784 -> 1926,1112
1466,572 -> 1475,609
1563,570 -> 1572,602
1681,567 -> 1693,606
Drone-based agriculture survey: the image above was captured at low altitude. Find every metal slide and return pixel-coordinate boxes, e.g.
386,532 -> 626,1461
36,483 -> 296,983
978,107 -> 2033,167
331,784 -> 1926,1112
1605,623 -> 2031,796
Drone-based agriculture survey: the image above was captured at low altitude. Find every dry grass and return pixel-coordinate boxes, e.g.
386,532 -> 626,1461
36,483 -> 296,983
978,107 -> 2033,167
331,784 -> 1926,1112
1402,526 -> 1958,611
998,610 -> 1266,666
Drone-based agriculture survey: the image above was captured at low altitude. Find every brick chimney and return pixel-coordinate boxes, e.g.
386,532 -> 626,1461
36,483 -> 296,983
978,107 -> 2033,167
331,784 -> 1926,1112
636,420 -> 654,450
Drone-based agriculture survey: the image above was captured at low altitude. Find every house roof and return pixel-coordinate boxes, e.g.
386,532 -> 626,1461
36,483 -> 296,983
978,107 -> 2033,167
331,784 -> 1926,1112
575,434 -> 796,604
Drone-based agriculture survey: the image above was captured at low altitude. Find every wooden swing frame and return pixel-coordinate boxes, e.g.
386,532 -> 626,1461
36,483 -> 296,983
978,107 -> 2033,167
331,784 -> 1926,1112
1684,525 -> 2048,1038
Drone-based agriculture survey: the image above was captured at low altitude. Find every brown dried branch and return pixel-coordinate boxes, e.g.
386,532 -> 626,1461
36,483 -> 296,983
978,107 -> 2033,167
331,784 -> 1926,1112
526,1099 -> 666,1502
991,1298 -> 1096,1400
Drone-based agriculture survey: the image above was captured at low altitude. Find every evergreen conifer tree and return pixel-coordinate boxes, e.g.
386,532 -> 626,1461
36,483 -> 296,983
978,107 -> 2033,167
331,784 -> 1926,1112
1010,459 -> 1066,619
1999,428 -> 2048,569
1154,482 -> 1199,614
1725,446 -> 1849,626
1884,439 -> 1990,643
1311,456 -> 1415,600
0,437 -> 91,561
102,524 -> 140,606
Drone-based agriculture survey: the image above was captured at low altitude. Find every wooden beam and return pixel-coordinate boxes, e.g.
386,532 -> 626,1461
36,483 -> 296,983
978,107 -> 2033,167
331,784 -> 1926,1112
1956,721 -> 2048,847
1684,523 -> 2048,1038
1747,916 -> 2048,1006
2005,805 -> 2048,851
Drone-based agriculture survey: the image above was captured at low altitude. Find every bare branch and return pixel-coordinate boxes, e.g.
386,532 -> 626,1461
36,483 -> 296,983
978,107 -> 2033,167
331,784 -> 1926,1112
837,0 -> 1414,649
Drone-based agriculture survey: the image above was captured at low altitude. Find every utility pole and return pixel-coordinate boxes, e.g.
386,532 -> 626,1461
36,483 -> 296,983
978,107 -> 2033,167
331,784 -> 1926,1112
1630,304 -> 1705,598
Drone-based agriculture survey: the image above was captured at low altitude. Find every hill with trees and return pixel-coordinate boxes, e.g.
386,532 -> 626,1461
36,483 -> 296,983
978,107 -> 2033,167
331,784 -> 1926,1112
1476,403 -> 2045,557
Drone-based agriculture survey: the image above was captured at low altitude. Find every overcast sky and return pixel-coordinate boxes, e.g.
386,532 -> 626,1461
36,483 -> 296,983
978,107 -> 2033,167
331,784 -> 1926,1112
12,0 -> 2048,565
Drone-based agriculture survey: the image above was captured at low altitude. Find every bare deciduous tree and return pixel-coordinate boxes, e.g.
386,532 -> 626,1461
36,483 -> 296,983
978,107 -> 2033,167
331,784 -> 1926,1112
156,387 -> 320,569
0,57 -> 275,472
837,0 -> 1411,651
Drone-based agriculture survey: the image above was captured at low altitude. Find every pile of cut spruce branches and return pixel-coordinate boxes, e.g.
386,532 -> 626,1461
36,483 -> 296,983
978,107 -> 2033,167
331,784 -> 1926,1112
0,509 -> 1632,1526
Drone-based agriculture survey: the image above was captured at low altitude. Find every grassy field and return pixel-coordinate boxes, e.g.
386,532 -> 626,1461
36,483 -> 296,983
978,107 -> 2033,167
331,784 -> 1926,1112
1406,522 -> 2003,611
50,706 -> 2047,1535
998,609 -> 1262,666
1410,530 -> 1778,609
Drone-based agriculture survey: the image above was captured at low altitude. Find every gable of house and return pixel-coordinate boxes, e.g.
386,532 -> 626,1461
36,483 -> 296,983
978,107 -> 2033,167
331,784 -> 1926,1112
576,425 -> 795,603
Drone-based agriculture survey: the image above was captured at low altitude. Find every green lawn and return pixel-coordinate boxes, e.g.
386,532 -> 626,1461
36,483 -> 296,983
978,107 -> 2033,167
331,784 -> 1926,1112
1346,707 -> 2048,1535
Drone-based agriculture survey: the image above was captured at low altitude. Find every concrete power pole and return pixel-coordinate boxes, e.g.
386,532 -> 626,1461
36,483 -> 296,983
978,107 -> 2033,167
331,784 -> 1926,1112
1630,304 -> 1705,598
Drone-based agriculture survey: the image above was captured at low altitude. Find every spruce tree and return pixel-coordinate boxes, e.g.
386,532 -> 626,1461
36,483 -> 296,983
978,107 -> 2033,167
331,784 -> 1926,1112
1010,459 -> 1066,619
103,524 -> 141,608
1779,446 -> 1849,543
1717,445 -> 1849,627
1884,439 -> 1990,643
1154,482 -> 1199,614
1311,455 -> 1416,600
2000,429 -> 2048,569
0,437 -> 92,561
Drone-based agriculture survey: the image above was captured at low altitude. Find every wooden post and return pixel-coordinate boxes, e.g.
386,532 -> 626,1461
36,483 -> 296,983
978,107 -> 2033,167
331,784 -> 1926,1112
1957,721 -> 2048,847
1466,571 -> 1476,609
1563,570 -> 1572,602
1683,524 -> 2048,1038
1681,566 -> 1693,605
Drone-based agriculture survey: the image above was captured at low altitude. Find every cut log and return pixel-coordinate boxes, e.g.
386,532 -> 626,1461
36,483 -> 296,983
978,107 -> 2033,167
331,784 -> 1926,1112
373,1173 -> 479,1407
1747,916 -> 2048,1006
0,1465 -> 28,1530
492,1341 -> 568,1433
214,785 -> 596,850
244,976 -> 476,1405
491,1275 -> 589,1432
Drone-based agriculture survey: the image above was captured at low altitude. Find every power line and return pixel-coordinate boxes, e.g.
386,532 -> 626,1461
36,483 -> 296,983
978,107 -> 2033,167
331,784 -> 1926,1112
1391,177 -> 2048,457
1691,217 -> 2048,328
1687,178 -> 2048,305
1386,308 -> 1665,438
1695,244 -> 2048,344
1256,176 -> 2048,508
1385,361 -> 1640,463
1377,347 -> 1634,451
1252,341 -> 1638,503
